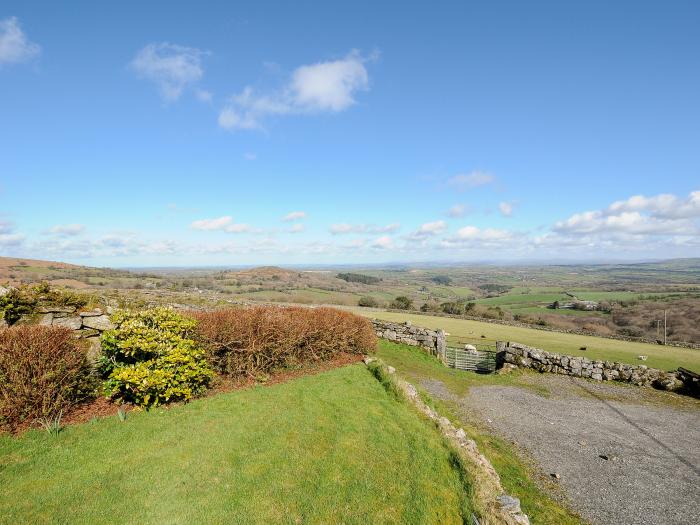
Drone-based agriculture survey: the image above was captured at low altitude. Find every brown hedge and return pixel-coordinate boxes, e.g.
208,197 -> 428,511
0,325 -> 94,431
191,306 -> 377,377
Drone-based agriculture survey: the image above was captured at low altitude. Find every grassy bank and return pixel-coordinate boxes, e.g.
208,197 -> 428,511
353,308 -> 700,371
374,340 -> 583,524
0,365 -> 470,524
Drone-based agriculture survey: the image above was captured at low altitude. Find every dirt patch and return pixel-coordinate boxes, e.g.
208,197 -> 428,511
423,374 -> 700,525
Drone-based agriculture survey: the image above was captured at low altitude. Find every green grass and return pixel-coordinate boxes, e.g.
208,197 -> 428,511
374,340 -> 582,525
352,308 -> 700,371
0,365 -> 470,524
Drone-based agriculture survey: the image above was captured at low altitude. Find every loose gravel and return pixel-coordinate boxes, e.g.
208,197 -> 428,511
421,374 -> 700,525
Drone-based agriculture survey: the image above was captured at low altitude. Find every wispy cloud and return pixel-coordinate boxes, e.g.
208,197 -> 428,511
447,204 -> 467,218
0,17 -> 40,66
282,211 -> 306,222
409,220 -> 447,239
47,224 -> 85,237
498,201 -> 514,217
190,215 -> 254,233
219,50 -> 373,131
329,222 -> 399,235
288,224 -> 304,233
130,43 -> 207,101
447,171 -> 495,191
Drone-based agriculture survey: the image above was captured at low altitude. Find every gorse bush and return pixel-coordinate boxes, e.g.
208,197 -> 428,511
0,325 -> 94,432
192,306 -> 376,377
101,308 -> 212,408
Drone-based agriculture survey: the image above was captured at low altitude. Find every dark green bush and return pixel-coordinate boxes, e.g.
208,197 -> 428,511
336,273 -> 381,285
101,308 -> 212,408
390,296 -> 413,310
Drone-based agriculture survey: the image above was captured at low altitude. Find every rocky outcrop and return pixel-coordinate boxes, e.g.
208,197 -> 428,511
372,319 -> 447,362
498,341 -> 688,392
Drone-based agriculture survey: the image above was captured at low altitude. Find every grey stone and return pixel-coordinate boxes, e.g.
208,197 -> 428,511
79,309 -> 104,317
52,316 -> 83,330
497,494 -> 522,513
37,305 -> 77,314
81,315 -> 113,331
39,313 -> 53,326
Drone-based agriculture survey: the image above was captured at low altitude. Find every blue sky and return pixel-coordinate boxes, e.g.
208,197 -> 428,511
1,1 -> 699,266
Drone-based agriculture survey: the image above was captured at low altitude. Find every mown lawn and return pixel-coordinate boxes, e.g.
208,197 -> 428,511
353,309 -> 700,371
374,340 -> 583,525
0,365 -> 470,525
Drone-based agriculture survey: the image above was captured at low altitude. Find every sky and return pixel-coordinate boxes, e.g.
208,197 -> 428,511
1,1 -> 699,267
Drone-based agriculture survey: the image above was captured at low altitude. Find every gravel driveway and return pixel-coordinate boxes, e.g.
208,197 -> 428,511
421,374 -> 700,525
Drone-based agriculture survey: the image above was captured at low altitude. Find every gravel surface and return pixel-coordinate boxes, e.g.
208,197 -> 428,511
421,375 -> 700,525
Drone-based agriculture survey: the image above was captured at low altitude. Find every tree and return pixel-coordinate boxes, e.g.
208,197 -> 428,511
431,275 -> 452,285
390,296 -> 413,310
358,296 -> 379,308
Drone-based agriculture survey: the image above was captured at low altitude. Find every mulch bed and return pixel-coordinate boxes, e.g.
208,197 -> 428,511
5,352 -> 364,436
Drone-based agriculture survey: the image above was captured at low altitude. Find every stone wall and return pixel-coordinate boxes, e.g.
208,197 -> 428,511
372,319 -> 447,362
34,306 -> 114,361
498,341 -> 688,392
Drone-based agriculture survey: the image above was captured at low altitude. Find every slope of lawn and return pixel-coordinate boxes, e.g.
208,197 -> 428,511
351,309 -> 700,371
0,365 -> 470,525
374,340 -> 583,525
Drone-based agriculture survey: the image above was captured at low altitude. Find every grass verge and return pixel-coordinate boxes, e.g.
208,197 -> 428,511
1,364 -> 470,524
374,340 -> 584,525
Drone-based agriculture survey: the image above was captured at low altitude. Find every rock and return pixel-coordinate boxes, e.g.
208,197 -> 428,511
0,318 -> 8,329
551,472 -> 561,480
638,355 -> 648,361
84,336 -> 102,363
0,286 -> 10,297
52,316 -> 83,330
37,305 -> 76,314
76,328 -> 100,339
497,494 -> 522,513
362,356 -> 376,365
81,315 -> 113,331
39,313 -> 53,326
386,366 -> 396,374
79,309 -> 104,317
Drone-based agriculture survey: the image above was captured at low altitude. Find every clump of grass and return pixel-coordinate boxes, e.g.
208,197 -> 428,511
38,410 -> 63,437
117,406 -> 127,422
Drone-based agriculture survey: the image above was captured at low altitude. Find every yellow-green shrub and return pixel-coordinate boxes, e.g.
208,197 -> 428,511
101,308 -> 212,407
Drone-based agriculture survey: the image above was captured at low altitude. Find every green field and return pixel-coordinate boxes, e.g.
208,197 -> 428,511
0,365 -> 470,524
354,309 -> 700,371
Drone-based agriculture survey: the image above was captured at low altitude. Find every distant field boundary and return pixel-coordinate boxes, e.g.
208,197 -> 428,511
376,308 -> 700,350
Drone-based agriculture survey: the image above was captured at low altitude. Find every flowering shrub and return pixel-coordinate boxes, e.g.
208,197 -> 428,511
101,308 -> 212,408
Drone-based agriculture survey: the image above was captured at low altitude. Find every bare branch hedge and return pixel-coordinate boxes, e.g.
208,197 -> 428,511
191,306 -> 376,377
0,325 -> 94,431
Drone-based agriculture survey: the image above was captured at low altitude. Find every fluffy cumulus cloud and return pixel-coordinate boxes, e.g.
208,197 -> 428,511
447,171 -> 495,191
0,17 -> 40,66
371,236 -> 394,249
219,50 -> 372,131
553,190 -> 700,237
47,224 -> 85,236
282,211 -> 306,222
329,222 -> 399,235
130,43 -> 206,101
0,220 -> 24,247
190,216 -> 252,233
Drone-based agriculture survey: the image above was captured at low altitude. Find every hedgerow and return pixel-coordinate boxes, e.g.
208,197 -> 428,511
100,308 -> 212,408
0,325 -> 94,432
192,306 -> 376,377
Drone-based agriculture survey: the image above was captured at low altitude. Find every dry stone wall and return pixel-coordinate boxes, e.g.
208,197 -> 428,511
372,319 -> 447,362
33,306 -> 113,361
498,341 -> 688,392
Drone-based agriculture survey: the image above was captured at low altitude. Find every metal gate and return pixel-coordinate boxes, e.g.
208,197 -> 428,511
445,346 -> 497,373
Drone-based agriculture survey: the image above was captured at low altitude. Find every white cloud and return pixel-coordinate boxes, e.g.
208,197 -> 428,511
48,224 -> 85,236
0,233 -> 24,246
410,220 -> 447,238
0,220 -> 14,234
195,89 -> 213,103
0,17 -> 40,66
130,43 -> 206,101
447,204 -> 466,218
553,190 -> 700,236
283,211 -> 306,222
447,171 -> 495,191
371,236 -> 393,249
498,201 -> 514,217
288,224 -> 304,233
218,50 -> 372,130
191,216 -> 233,231
330,222 -> 399,235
